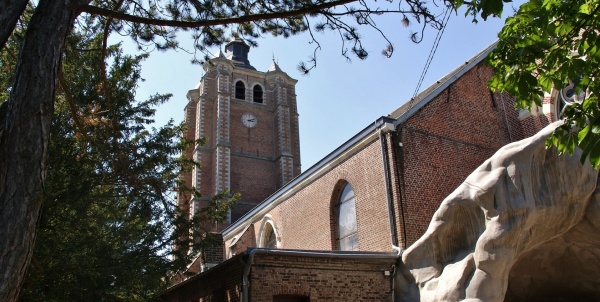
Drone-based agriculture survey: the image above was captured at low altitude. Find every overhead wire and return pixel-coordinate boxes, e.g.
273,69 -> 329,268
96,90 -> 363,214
409,6 -> 453,108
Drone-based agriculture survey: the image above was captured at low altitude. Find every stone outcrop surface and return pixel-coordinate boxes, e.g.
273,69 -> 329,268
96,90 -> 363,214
398,122 -> 600,302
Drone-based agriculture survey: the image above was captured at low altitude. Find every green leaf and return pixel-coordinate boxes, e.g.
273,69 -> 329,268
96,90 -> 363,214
579,124 -> 592,142
538,75 -> 554,92
566,133 -> 576,155
582,96 -> 597,111
579,2 -> 592,14
589,140 -> 600,169
479,0 -> 505,20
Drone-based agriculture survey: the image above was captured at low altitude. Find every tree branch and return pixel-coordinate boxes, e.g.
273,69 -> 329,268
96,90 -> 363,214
57,68 -> 89,142
79,0 -> 357,28
0,0 -> 29,50
100,0 -> 126,154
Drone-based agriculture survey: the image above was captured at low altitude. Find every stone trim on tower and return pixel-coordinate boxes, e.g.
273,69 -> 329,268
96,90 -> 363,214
291,87 -> 301,175
183,92 -> 198,193
275,85 -> 294,186
215,66 -> 231,198
193,94 -> 205,191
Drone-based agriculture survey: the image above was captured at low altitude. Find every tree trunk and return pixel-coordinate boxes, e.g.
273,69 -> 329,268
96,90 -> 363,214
0,0 -> 29,50
0,0 -> 86,300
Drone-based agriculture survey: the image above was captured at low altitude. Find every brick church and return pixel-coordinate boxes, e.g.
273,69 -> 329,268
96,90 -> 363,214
161,39 -> 565,301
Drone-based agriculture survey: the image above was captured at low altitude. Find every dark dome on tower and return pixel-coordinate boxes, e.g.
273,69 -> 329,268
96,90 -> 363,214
225,38 -> 256,70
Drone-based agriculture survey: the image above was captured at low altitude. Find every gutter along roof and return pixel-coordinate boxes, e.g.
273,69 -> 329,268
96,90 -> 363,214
222,41 -> 498,239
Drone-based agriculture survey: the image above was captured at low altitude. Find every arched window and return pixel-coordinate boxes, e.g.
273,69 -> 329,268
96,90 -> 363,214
253,84 -> 264,103
261,221 -> 277,249
235,80 -> 246,100
337,183 -> 358,251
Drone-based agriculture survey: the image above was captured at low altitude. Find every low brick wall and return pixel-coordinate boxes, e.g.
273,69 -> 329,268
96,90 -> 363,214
161,249 -> 398,302
249,250 -> 397,301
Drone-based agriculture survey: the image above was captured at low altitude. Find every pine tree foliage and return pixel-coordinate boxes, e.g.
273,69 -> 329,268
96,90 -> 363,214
2,12 -> 235,302
76,0 -> 448,71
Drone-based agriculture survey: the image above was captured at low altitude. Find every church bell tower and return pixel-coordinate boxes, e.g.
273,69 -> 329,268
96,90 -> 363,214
179,39 -> 301,228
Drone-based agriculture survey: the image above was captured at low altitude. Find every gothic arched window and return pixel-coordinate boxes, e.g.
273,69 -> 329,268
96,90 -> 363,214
235,80 -> 246,100
253,84 -> 263,103
261,222 -> 277,249
337,183 -> 358,251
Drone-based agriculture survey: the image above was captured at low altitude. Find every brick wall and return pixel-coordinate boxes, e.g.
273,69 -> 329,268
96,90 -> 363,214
249,252 -> 396,301
394,63 -> 527,246
202,233 -> 225,265
229,99 -> 278,205
161,250 -> 396,302
519,113 -> 551,139
229,139 -> 393,254
229,224 -> 256,256
518,103 -> 552,139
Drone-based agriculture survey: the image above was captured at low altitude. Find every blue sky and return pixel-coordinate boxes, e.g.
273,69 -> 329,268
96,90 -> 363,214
121,4 -> 517,171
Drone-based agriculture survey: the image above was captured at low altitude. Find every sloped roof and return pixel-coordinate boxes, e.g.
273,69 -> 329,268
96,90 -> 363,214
389,41 -> 497,123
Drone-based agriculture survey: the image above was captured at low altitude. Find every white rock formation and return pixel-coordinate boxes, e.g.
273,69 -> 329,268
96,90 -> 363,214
397,122 -> 600,302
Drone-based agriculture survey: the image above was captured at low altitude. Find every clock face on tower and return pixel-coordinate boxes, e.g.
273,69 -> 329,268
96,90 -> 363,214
241,113 -> 257,128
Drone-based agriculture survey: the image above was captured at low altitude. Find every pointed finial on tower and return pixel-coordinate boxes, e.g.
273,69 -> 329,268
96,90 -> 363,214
214,47 -> 225,58
268,54 -> 283,72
